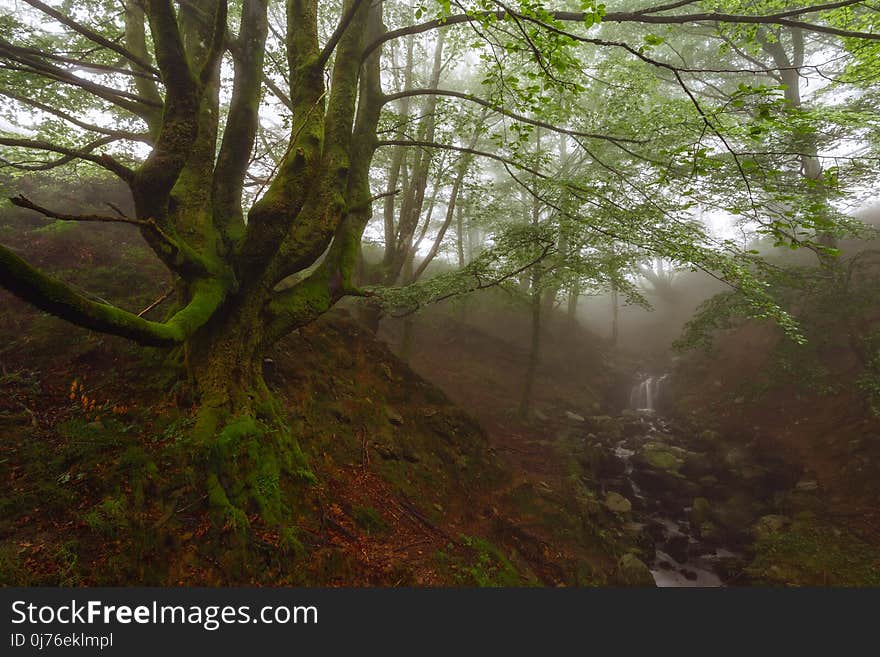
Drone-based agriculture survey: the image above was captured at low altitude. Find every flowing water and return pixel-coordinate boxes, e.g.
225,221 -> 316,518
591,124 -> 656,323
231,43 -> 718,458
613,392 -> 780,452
629,374 -> 668,412
618,378 -> 735,587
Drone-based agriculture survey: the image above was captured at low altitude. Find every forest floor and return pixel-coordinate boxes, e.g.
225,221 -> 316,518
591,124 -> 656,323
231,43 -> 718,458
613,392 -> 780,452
0,296 -> 639,585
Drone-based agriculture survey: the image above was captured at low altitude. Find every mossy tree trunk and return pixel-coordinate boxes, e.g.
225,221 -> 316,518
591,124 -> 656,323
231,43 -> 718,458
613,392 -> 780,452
0,0 -> 385,527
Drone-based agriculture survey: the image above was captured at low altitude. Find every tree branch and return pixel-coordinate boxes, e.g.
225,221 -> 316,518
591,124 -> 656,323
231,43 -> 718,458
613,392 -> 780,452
366,4 -> 880,57
0,244 -> 226,346
382,88 -> 646,145
316,0 -> 368,70
0,137 -> 135,181
22,0 -> 160,76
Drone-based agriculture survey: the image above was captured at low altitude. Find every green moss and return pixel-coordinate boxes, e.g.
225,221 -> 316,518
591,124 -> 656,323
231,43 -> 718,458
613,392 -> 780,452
455,535 -> 527,587
0,543 -> 29,586
641,443 -> 683,471
206,472 -> 250,532
352,505 -> 387,535
84,496 -> 129,537
747,517 -> 880,586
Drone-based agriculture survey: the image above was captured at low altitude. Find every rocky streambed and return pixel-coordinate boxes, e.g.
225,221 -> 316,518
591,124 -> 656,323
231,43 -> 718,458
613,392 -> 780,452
576,412 -> 804,586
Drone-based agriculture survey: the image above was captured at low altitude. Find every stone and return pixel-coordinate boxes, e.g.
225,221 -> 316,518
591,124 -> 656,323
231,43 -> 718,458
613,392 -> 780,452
697,521 -> 719,541
640,442 -> 684,472
604,491 -> 632,513
665,535 -> 689,564
385,406 -> 404,425
565,411 -> 585,422
689,497 -> 712,527
712,494 -> 759,535
795,479 -> 819,492
617,553 -> 655,587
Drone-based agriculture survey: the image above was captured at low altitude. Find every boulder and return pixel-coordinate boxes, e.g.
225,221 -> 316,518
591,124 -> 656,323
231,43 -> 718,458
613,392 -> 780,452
665,534 -> 690,564
617,553 -> 656,587
638,442 -> 684,472
711,493 -> 759,537
604,491 -> 632,513
696,521 -> 720,542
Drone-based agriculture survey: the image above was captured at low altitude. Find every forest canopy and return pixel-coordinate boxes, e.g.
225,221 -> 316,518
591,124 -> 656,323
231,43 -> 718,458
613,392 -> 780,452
1,0 -> 879,414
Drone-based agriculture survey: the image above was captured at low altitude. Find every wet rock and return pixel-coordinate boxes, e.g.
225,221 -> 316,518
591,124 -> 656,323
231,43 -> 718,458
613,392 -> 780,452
617,553 -> 656,587
646,521 -> 668,543
604,491 -> 632,513
625,522 -> 655,553
696,521 -> 719,542
681,569 -> 698,581
713,555 -> 744,582
579,443 -> 624,479
665,534 -> 690,564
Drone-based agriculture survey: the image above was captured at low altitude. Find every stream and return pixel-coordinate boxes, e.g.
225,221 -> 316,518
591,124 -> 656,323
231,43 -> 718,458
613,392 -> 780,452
616,375 -> 739,587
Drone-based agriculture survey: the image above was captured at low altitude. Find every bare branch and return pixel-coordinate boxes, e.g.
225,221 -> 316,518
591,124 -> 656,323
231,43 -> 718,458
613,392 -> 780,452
22,0 -> 160,75
382,88 -> 646,145
0,137 -> 135,181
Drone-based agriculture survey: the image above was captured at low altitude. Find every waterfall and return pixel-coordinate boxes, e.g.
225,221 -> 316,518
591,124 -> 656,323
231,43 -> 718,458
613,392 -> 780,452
630,374 -> 668,412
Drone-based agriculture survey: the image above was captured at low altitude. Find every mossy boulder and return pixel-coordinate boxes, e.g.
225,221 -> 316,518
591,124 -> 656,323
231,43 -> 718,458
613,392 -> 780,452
604,491 -> 632,513
639,442 -> 684,472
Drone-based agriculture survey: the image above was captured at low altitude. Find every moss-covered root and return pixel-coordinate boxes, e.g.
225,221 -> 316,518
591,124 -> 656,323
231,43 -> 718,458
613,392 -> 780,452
189,401 -> 314,533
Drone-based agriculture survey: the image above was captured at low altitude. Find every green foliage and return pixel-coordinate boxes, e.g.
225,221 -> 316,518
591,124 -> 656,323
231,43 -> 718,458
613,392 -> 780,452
439,535 -> 526,587
747,515 -> 880,586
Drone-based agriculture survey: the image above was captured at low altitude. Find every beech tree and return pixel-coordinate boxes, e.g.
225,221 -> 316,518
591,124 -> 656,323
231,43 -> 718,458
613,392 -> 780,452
1,0 -> 879,523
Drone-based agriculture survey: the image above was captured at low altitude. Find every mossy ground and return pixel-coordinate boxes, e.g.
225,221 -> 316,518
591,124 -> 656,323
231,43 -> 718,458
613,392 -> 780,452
746,513 -> 880,586
0,288 -> 640,586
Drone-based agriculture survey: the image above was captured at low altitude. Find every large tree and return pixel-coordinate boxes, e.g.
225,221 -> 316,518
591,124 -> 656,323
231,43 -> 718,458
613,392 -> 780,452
1,0 -> 879,520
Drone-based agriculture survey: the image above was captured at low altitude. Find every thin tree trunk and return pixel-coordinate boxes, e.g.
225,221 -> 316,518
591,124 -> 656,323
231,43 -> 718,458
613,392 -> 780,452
519,280 -> 542,419
610,283 -> 619,346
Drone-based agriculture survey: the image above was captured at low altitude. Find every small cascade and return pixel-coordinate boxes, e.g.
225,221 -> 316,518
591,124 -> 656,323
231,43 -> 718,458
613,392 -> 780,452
629,374 -> 668,412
